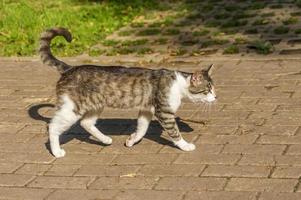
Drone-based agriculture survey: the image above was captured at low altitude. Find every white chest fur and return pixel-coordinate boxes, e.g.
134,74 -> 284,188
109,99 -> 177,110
168,72 -> 188,113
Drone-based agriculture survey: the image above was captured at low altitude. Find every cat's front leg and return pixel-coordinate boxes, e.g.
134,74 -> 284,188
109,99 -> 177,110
125,108 -> 154,147
156,111 -> 195,151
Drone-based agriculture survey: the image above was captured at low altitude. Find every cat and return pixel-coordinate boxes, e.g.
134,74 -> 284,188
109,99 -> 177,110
39,27 -> 217,158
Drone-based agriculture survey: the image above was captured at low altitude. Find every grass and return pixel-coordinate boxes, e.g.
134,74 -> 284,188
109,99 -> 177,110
136,28 -> 161,36
153,38 -> 168,45
295,29 -> 301,34
248,41 -> 273,54
137,47 -> 153,55
223,45 -> 239,54
121,39 -> 148,46
192,29 -> 210,36
118,30 -> 135,37
283,17 -> 299,25
88,48 -> 105,57
274,26 -> 290,34
253,19 -> 270,26
0,0 -> 161,56
214,12 -> 231,20
163,28 -> 180,35
170,48 -> 187,56
222,19 -> 247,28
181,39 -> 199,46
245,28 -> 258,34
102,40 -> 119,47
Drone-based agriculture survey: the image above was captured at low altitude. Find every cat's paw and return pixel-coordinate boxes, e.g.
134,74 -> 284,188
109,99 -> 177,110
179,143 -> 196,151
174,139 -> 196,151
52,149 -> 66,158
125,138 -> 135,147
102,136 -> 112,145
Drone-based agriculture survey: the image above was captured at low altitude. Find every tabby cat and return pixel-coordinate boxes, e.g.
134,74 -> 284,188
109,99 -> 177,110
40,27 -> 216,158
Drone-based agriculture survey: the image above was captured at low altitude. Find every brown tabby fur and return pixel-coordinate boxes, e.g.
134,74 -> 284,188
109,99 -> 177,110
39,27 -> 215,157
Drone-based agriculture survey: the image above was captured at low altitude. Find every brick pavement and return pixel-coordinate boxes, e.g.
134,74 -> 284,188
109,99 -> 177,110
0,56 -> 300,199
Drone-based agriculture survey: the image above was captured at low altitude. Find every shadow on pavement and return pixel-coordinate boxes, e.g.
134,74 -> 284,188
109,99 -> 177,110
28,104 -> 194,153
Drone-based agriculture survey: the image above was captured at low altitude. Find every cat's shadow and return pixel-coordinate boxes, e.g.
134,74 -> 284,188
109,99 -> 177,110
28,104 -> 193,153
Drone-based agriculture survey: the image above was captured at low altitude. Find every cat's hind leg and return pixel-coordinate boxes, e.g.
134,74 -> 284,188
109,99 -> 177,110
125,107 -> 154,147
49,95 -> 80,158
80,115 -> 112,145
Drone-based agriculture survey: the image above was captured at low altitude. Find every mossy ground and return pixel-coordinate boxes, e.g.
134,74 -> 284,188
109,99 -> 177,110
2,0 -> 301,57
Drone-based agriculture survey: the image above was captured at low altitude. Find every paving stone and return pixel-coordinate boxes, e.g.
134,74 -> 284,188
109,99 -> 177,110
259,192 -> 301,200
239,155 -> 277,166
0,152 -> 55,164
139,164 -> 205,177
0,174 -> 34,187
258,135 -> 301,144
202,165 -> 271,178
222,144 -> 286,155
286,144 -> 301,155
111,154 -> 178,165
160,144 -> 223,154
226,178 -> 298,192
15,164 -> 52,175
28,176 -> 92,189
272,166 -> 301,178
0,187 -> 53,200
89,176 -> 158,190
175,153 -> 241,165
99,143 -> 163,154
196,135 -> 258,144
1,57 -> 301,198
155,177 -> 227,191
185,191 -> 257,200
46,189 -> 118,200
53,154 -> 116,165
115,190 -> 184,200
45,164 -> 82,176
75,165 -> 141,177
0,162 -> 23,173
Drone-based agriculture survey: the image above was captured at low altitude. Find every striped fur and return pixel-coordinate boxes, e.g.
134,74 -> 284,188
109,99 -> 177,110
39,27 -> 72,73
40,27 -> 216,157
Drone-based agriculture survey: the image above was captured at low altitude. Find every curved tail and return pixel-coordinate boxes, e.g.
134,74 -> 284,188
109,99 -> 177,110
39,27 -> 72,74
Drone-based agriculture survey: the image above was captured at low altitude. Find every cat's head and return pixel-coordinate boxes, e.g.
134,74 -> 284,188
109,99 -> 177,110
187,64 -> 216,103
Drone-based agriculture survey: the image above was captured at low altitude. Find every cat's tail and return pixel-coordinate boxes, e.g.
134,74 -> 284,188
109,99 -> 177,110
39,27 -> 72,74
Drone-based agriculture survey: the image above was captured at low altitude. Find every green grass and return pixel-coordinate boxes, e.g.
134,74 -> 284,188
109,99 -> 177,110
102,40 -> 120,47
222,19 -> 247,28
274,26 -> 290,34
249,41 -> 273,54
0,0 -> 161,56
223,45 -> 239,54
137,47 -> 153,55
245,28 -> 258,34
121,39 -> 148,46
153,38 -> 168,45
192,29 -> 210,36
283,17 -> 299,25
136,28 -> 161,36
163,28 -> 180,35
270,4 -> 283,9
295,28 -> 301,34
253,19 -> 269,26
118,30 -> 135,37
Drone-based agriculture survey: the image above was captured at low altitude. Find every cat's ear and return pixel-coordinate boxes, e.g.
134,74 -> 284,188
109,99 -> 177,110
190,71 -> 202,86
202,64 -> 214,76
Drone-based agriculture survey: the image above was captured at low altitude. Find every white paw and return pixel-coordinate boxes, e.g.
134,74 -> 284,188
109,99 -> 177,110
52,149 -> 66,158
125,138 -> 135,147
102,136 -> 112,145
174,139 -> 196,151
179,143 -> 196,151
